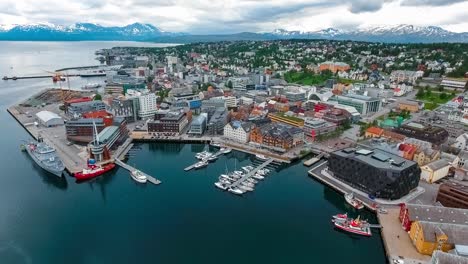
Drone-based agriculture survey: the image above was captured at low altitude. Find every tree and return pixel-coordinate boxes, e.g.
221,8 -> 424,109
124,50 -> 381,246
147,63 -> 153,70
94,93 -> 102,101
426,89 -> 432,97
439,92 -> 447,100
437,85 -> 444,92
226,80 -> 233,89
416,87 -> 425,97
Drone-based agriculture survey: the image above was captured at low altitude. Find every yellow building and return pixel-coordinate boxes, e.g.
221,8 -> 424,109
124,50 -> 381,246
413,148 -> 440,166
399,100 -> 420,113
409,221 -> 468,256
268,112 -> 304,127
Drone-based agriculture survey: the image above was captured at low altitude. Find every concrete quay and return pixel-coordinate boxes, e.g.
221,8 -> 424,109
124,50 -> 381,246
7,106 -> 87,174
308,161 -> 425,208
308,161 -> 430,264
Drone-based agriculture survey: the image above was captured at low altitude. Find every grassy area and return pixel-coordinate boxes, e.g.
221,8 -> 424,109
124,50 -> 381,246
416,89 -> 456,110
284,70 -> 332,85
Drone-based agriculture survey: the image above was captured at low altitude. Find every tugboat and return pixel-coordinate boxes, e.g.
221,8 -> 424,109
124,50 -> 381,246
345,192 -> 364,210
74,159 -> 115,181
332,215 -> 372,237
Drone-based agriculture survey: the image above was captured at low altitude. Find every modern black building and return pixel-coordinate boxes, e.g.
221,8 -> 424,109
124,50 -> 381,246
394,122 -> 449,146
328,148 -> 421,200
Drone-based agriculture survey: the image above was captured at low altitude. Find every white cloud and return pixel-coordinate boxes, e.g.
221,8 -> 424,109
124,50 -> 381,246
0,0 -> 467,33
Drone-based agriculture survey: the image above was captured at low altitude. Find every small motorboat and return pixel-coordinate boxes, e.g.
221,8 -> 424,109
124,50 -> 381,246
252,174 -> 264,180
344,192 -> 364,210
255,154 -> 268,160
131,170 -> 147,183
228,187 -> 244,195
332,213 -> 348,220
214,182 -> 228,190
194,161 -> 208,169
222,148 -> 232,154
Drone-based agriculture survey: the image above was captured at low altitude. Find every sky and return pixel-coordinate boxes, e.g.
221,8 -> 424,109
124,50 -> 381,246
0,0 -> 467,34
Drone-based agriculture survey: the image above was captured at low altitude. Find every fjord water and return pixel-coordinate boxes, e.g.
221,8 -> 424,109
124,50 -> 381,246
0,42 -> 386,264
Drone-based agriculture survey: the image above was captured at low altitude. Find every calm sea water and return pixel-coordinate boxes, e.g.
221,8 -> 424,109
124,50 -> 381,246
0,42 -> 386,264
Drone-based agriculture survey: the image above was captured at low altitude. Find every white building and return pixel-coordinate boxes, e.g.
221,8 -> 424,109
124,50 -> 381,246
454,133 -> 468,151
138,93 -> 158,119
448,110 -> 463,122
223,96 -> 237,108
441,78 -> 467,90
420,159 -> 451,184
392,83 -> 414,97
223,121 -> 252,143
35,111 -> 64,127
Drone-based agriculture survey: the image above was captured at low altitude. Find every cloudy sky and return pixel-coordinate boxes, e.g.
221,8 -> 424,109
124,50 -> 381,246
0,0 -> 467,33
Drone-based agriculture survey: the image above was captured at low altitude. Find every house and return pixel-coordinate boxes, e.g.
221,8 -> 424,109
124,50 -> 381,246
365,126 -> 384,138
413,147 -> 440,166
390,70 -> 419,84
409,221 -> 468,256
420,159 -> 451,183
399,203 -> 468,232
250,123 -> 304,152
393,82 -> 414,97
454,133 -> 468,151
448,110 -> 463,122
398,100 -> 420,113
223,121 -> 252,143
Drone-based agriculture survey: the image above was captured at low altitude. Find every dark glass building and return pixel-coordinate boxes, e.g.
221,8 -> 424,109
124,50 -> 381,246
328,148 -> 421,200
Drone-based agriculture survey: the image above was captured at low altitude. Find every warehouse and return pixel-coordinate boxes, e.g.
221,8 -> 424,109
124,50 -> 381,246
35,111 -> 64,127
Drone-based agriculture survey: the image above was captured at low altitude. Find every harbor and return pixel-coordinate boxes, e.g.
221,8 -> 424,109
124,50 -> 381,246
114,159 -> 161,185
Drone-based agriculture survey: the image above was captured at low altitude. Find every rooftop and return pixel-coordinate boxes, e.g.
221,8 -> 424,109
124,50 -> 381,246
406,204 -> 468,225
333,147 -> 415,171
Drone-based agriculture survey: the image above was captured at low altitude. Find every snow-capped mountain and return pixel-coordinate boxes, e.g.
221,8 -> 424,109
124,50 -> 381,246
0,23 -> 466,43
267,25 -> 468,43
0,22 -> 181,41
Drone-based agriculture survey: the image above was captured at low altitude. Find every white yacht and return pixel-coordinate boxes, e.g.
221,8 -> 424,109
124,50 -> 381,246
241,181 -> 255,188
255,154 -> 268,160
242,166 -> 254,172
131,170 -> 147,183
246,178 -> 258,184
222,148 -> 232,154
194,161 -> 208,169
214,182 -> 228,190
238,185 -> 254,192
228,187 -> 244,195
253,174 -> 265,180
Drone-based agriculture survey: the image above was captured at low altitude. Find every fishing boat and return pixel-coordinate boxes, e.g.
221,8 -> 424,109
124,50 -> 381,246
345,192 -> 364,210
332,216 -> 372,237
75,160 -> 115,181
332,213 -> 348,220
131,170 -> 147,183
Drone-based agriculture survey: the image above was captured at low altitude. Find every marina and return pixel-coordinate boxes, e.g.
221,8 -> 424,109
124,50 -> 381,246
184,148 -> 229,171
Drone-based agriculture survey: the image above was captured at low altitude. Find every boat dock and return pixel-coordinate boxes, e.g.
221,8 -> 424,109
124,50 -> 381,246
114,159 -> 161,185
183,149 -> 225,171
303,153 -> 325,167
113,138 -> 134,161
228,159 -> 274,189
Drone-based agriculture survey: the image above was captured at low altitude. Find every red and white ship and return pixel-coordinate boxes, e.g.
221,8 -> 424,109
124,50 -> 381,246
344,192 -> 364,210
332,215 -> 372,237
74,159 -> 115,181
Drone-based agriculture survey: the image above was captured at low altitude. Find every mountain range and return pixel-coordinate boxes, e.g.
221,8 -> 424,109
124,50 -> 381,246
0,22 -> 467,43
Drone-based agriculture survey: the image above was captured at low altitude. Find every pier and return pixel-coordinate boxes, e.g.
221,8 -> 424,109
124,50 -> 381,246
303,153 -> 325,167
114,159 -> 161,185
2,74 -> 80,80
228,159 -> 274,189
